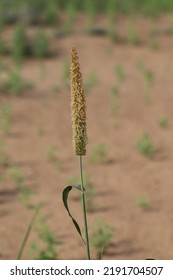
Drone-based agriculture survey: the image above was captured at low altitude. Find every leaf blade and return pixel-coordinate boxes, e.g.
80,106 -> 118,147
62,185 -> 85,244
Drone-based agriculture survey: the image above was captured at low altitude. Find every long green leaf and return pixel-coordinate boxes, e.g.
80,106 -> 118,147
62,185 -> 85,244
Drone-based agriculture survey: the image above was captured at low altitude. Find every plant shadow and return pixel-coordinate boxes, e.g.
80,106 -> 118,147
104,239 -> 145,258
0,189 -> 18,204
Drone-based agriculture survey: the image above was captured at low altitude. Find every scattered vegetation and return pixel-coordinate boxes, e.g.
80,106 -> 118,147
84,0 -> 96,32
0,0 -> 173,28
9,25 -> 52,62
136,195 -> 151,210
91,218 -> 114,259
89,143 -> 108,164
1,68 -> 33,96
9,165 -> 25,189
43,1 -> 59,25
12,25 -> 29,65
29,214 -> 60,260
47,145 -> 61,168
36,125 -> 45,136
33,30 -> 50,59
9,165 -> 34,206
1,1 -> 173,261
136,133 -> 155,158
158,116 -> 169,128
128,24 -> 140,46
114,65 -> 126,83
84,72 -> 98,93
137,62 -> 154,88
137,61 -> 155,104
63,2 -> 76,32
106,0 -> 117,41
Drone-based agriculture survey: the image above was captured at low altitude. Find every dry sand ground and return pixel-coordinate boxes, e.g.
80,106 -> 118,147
1,16 -> 173,259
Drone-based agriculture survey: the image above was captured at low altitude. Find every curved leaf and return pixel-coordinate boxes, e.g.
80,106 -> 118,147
62,185 -> 85,244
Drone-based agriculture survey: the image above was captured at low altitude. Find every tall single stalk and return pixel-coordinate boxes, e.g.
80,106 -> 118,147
79,155 -> 90,259
70,47 -> 91,259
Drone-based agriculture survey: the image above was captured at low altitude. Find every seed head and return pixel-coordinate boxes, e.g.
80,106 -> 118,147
70,47 -> 87,156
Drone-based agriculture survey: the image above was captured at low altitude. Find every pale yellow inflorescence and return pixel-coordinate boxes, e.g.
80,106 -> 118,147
70,47 -> 87,156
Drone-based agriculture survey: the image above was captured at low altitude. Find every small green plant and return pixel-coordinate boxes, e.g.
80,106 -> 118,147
91,218 -> 114,259
12,25 -> 29,65
2,69 -> 33,96
144,69 -> 154,88
128,24 -> 140,45
136,133 -> 155,158
107,0 -> 117,41
9,165 -> 33,206
0,142 -> 10,167
43,1 -> 59,25
33,30 -> 50,58
137,62 -> 154,88
47,145 -> 60,168
63,2 -> 76,32
0,103 -> 12,135
89,143 -> 108,164
84,0 -> 96,32
36,125 -> 45,136
114,65 -> 126,83
136,195 -> 151,210
84,72 -> 98,92
107,0 -> 116,26
29,214 -> 60,260
158,116 -> 169,128
6,70 -> 22,95
137,62 -> 154,104
18,187 -> 34,206
9,165 -> 25,188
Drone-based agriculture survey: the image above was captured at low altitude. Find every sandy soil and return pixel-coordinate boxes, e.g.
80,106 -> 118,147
1,16 -> 173,260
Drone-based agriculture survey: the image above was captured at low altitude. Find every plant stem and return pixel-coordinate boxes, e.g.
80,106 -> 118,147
79,155 -> 90,260
16,206 -> 40,260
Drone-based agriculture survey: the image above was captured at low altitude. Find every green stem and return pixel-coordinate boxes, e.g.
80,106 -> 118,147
16,206 -> 40,260
79,155 -> 90,260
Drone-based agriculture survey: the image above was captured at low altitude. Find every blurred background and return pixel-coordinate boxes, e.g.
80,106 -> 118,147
1,0 -> 173,260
